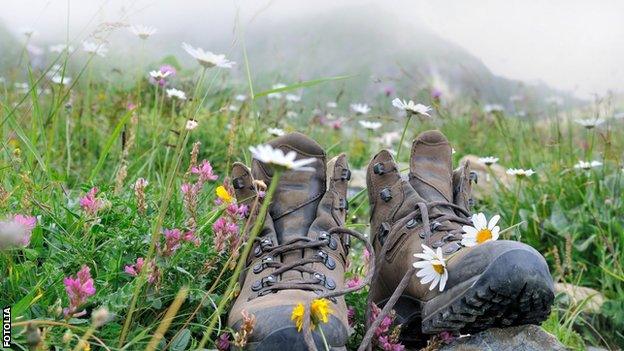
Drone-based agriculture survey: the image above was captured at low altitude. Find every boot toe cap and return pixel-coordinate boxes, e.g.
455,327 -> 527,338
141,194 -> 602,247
230,304 -> 348,351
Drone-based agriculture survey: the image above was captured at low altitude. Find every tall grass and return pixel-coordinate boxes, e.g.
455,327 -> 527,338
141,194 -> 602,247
0,37 -> 623,351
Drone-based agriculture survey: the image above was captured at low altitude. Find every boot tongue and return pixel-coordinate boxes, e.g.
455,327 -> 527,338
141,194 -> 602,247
252,132 -> 326,243
409,130 -> 454,215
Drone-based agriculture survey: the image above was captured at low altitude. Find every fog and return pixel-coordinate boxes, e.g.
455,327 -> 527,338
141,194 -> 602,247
1,0 -> 623,99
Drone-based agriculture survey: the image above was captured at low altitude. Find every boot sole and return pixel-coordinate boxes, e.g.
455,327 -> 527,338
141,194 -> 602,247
382,248 -> 554,344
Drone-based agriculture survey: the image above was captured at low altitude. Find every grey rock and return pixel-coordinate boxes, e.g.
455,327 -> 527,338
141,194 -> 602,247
439,325 -> 566,351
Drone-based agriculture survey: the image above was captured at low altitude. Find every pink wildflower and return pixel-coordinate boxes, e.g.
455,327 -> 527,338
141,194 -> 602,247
149,65 -> 176,87
183,230 -> 201,247
163,228 -> 183,256
347,306 -> 356,327
79,187 -> 102,216
226,203 -> 248,219
63,265 -> 96,318
191,160 -> 219,182
438,331 -> 457,344
12,214 -> 37,246
346,276 -> 362,289
212,217 -> 239,253
216,332 -> 231,351
124,257 -> 158,284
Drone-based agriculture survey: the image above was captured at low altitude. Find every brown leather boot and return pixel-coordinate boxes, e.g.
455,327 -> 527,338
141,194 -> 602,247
227,132 -> 358,350
367,130 -> 554,345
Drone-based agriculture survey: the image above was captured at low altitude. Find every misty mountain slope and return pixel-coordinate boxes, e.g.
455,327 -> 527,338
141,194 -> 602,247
239,4 -> 578,106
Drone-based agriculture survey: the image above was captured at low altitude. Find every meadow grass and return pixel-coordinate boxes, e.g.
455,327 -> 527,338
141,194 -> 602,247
1,42 -> 623,351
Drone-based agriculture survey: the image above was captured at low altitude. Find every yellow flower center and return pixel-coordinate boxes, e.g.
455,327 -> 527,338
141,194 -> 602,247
216,185 -> 233,203
432,263 -> 445,275
476,229 -> 492,243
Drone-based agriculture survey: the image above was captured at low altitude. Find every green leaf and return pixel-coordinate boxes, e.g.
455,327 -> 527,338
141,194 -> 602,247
254,75 -> 354,98
170,328 -> 191,351
88,109 -> 133,182
12,281 -> 44,317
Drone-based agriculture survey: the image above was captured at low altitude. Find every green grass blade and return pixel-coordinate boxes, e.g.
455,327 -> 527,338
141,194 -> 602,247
88,109 -> 133,183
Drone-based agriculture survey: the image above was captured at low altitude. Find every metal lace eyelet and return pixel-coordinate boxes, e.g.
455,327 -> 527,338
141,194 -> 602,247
232,177 -> 245,189
430,221 -> 441,231
406,218 -> 418,229
469,171 -> 478,184
319,232 -> 338,250
418,231 -> 426,239
380,188 -> 392,202
313,272 -> 335,290
337,198 -> 348,211
373,162 -> 386,175
444,242 -> 461,254
253,256 -> 274,274
340,168 -> 351,181
316,250 -> 336,270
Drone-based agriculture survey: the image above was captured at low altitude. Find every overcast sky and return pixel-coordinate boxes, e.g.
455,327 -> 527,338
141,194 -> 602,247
2,0 -> 622,99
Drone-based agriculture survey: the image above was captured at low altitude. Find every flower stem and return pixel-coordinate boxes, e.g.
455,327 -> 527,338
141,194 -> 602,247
318,325 -> 331,351
198,170 -> 283,348
396,115 -> 412,161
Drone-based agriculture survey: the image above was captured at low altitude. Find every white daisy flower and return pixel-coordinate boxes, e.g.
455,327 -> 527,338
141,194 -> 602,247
286,111 -> 298,118
182,43 -> 235,69
574,160 -> 602,170
166,88 -> 186,100
461,213 -> 501,247
50,75 -> 71,85
235,94 -> 247,101
359,120 -> 382,130
326,102 -> 337,108
412,244 -> 448,292
506,168 -> 536,177
129,25 -> 157,39
351,103 -> 371,115
49,44 -> 74,53
228,105 -> 239,112
483,104 -> 504,113
391,98 -> 431,117
267,83 -> 287,99
285,94 -> 301,102
249,144 -> 316,172
575,118 -> 605,129
478,157 -> 499,166
267,128 -> 285,137
185,119 -> 199,130
149,70 -> 172,81
82,41 -> 108,57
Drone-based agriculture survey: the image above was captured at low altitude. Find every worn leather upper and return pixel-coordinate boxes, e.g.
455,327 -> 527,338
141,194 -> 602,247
227,133 -> 351,344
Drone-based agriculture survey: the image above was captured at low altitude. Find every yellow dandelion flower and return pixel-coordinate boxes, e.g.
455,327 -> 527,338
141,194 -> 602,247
311,298 -> 333,325
291,303 -> 305,332
290,298 -> 333,332
216,185 -> 233,203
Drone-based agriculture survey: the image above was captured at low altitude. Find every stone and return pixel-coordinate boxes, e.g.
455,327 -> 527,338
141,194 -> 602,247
555,283 -> 605,313
439,325 -> 566,351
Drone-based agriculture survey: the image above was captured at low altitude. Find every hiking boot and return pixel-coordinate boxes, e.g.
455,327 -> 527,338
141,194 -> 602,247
227,132 -> 356,350
367,130 -> 554,345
